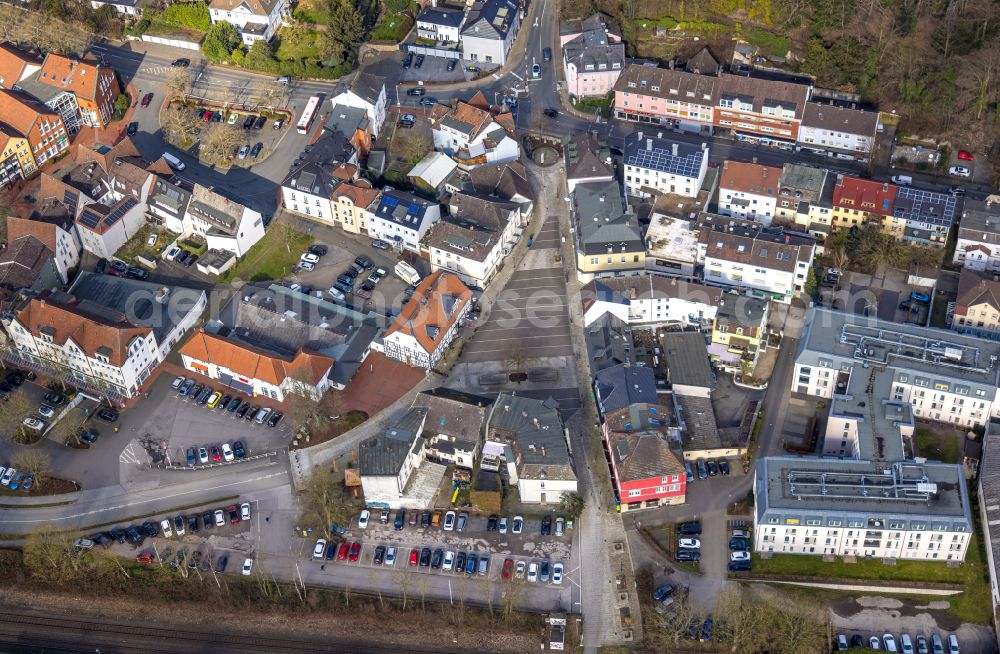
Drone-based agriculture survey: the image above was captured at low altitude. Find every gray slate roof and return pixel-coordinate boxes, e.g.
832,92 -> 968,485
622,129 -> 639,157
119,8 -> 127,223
574,179 -> 642,254
488,393 -> 569,466
585,312 -> 632,372
593,363 -> 658,415
359,408 -> 426,476
662,331 -> 712,388
624,133 -> 705,177
461,0 -> 518,39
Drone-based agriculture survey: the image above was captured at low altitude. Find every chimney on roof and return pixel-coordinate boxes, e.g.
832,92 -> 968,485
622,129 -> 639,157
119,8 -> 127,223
657,131 -> 663,139
504,404 -> 510,411
533,417 -> 539,428
522,410 -> 528,417
600,194 -> 606,202
752,157 -> 757,164
671,143 -> 678,156
529,443 -> 536,453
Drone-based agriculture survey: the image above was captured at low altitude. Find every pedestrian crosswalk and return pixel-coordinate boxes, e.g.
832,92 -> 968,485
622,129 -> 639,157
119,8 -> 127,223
140,65 -> 172,76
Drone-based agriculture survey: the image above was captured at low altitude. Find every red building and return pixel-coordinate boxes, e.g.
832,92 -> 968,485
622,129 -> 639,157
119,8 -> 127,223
606,431 -> 686,512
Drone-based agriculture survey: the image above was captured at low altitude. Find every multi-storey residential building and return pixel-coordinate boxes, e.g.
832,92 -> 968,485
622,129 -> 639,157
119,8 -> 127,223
146,174 -> 192,230
179,329 -> 333,402
0,88 -> 68,173
954,201 -> 1000,273
662,331 -> 713,398
416,6 -> 466,43
429,96 -> 519,169
622,133 -> 708,199
774,163 -> 829,227
15,54 -> 118,130
413,387 -> 490,469
613,64 -> 717,134
754,457 -> 973,561
0,42 -> 42,89
76,197 -> 144,259
580,274 -> 720,328
698,214 -> 816,303
209,0 -> 288,45
952,269 -> 1000,338
886,186 -> 961,247
328,72 -> 387,137
713,73 -> 812,146
0,123 -> 31,188
379,271 -> 472,369
717,160 -> 782,225
485,393 -> 576,504
644,212 -> 700,277
280,132 -> 359,225
573,179 -> 644,279
367,188 -> 441,253
427,192 -> 518,288
183,184 -> 266,258
709,293 -> 769,373
465,160 -> 534,220
6,214 -> 80,284
359,408 -> 431,509
1,273 -> 205,400
331,178 -> 380,235
793,306 -> 1000,429
831,174 -> 896,231
562,14 -> 624,98
797,103 -> 879,159
460,0 -> 521,65
565,130 -> 613,194
325,105 -> 373,159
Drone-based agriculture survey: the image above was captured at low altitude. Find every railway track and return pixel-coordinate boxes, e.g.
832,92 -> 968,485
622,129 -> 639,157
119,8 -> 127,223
0,609 -> 462,653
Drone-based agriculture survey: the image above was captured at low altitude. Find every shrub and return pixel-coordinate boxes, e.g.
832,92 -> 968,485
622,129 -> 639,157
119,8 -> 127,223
159,1 -> 211,32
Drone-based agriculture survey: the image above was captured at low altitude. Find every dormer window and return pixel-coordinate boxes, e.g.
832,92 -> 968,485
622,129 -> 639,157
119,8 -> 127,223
650,85 -> 659,92
612,62 -> 620,69
639,80 -> 647,88
627,82 -> 636,88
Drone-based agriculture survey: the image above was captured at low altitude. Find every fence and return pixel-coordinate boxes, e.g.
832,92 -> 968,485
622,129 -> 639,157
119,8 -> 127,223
128,34 -> 201,51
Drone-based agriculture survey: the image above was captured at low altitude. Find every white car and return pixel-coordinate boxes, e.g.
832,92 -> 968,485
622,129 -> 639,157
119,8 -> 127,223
198,447 -> 209,464
870,636 -> 882,650
883,634 -> 897,652
301,252 -> 320,264
171,376 -> 185,390
443,510 -> 456,531
552,562 -> 563,585
327,287 -> 345,302
37,405 -> 55,419
313,538 -> 327,558
442,550 -> 455,571
358,509 -> 370,529
299,261 -> 315,271
511,515 -> 523,534
240,502 -> 251,521
221,443 -> 235,462
0,467 -> 13,486
678,538 -> 701,549
527,562 -> 538,582
498,517 -> 508,534
949,165 -> 971,177
22,418 -> 44,431
165,246 -> 180,261
147,234 -> 158,247
385,546 -> 396,566
160,519 -> 173,538
214,509 -> 225,527
555,517 -> 564,536
242,558 -> 253,575
515,560 -> 526,579
730,551 -> 750,562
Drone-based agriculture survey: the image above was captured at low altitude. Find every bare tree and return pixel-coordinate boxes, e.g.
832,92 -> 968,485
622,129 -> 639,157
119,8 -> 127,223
714,586 -> 770,653
395,131 -> 433,167
771,598 -> 829,654
500,574 -> 525,623
656,593 -> 700,647
200,123 -> 244,163
5,392 -> 36,444
165,68 -> 194,97
161,107 -> 200,147
395,570 -> 413,610
57,407 -> 90,447
22,523 -> 78,585
296,467 -> 354,534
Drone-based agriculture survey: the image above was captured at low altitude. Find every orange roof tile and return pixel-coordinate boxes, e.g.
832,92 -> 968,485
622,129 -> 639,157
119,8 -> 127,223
833,175 -> 897,216
179,330 -> 333,387
333,180 -> 381,208
0,88 -> 57,137
0,42 -> 42,89
331,162 -> 358,181
384,271 -> 472,354
6,216 -> 57,255
36,53 -> 104,102
13,294 -> 151,367
719,160 -> 782,195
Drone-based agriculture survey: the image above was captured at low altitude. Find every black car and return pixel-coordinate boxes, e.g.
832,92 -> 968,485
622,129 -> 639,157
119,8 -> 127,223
127,122 -> 138,136
80,429 -> 99,443
309,244 -> 328,257
406,87 -> 425,96
455,551 -> 466,572
728,559 -> 751,572
188,384 -> 203,399
203,512 -> 214,529
373,545 -> 386,565
414,54 -> 424,68
125,526 -> 143,545
96,408 -> 118,423
212,111 -> 223,122
337,273 -> 356,286
108,528 -> 127,544
353,256 -> 373,270
419,547 -> 431,567
653,584 -> 675,601
253,115 -> 266,129
183,254 -> 198,268
325,542 -> 338,560
188,515 -> 200,533
125,267 -> 149,280
175,250 -> 191,266
226,397 -> 242,412
215,555 -> 228,573
196,388 -> 212,405
719,461 -> 731,476
233,440 -> 246,458
487,514 -> 498,531
394,508 -> 406,530
171,58 -> 190,67
334,281 -> 353,295
675,548 -> 700,562
541,514 -> 552,535
141,521 -> 158,537
543,107 -> 558,118
92,533 -> 110,548
420,511 -> 431,528
678,521 -> 702,535
402,52 -> 413,68
267,411 -> 283,428
43,392 -> 65,406
850,635 -> 864,649
447,59 -> 457,71
236,402 -> 252,418
245,405 -> 259,422
543,47 -> 552,61
95,258 -> 108,274
431,548 -> 443,569
174,516 -> 185,534
707,460 -> 719,476
243,115 -> 255,129
250,142 -> 263,159
219,394 -> 232,409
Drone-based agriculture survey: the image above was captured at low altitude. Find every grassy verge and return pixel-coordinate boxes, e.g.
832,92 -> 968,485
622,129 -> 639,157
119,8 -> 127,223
915,426 -> 963,464
221,223 -> 312,283
750,537 -> 992,623
742,26 -> 791,57
572,93 -> 612,118
370,14 -> 414,42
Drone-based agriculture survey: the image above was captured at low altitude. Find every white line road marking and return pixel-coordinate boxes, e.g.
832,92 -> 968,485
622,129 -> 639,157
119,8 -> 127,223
119,444 -> 141,466
510,72 -> 523,81
1,471 -> 288,524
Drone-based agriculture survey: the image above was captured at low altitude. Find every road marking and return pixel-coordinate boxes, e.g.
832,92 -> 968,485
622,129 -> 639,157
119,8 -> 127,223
119,443 -> 142,466
509,72 -> 523,82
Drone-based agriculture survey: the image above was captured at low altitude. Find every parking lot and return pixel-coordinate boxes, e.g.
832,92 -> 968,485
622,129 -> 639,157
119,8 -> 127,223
399,53 -> 496,85
160,101 -> 290,167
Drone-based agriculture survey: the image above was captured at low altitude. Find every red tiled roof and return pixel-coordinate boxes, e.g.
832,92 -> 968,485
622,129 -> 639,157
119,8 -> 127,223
384,271 -> 472,354
833,175 -> 897,216
179,329 -> 333,386
0,42 -> 41,89
36,53 -> 104,102
0,88 -> 57,137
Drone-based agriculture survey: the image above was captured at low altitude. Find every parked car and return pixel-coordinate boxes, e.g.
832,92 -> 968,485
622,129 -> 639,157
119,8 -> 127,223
447,59 -> 457,71
243,115 -> 255,129
250,142 -> 263,159
456,511 -> 469,532
237,144 -> 250,159
242,558 -> 253,575
678,538 -> 701,549
552,561 -> 563,584
141,93 -> 154,107
527,561 -> 538,582
675,548 -> 700,562
171,58 -> 190,67
414,54 -> 424,68
511,515 -> 523,534
541,514 -> 552,535
402,52 -> 413,68
729,538 -> 751,551
487,514 -> 498,531
419,97 -> 437,107
957,150 -> 974,161
531,63 -> 540,77
949,165 -> 971,177
443,510 -> 456,531
267,411 -> 283,428
406,87 -> 425,96
385,546 -> 396,566
127,122 -> 138,136
696,459 -> 708,479
371,239 -> 390,250
253,116 -> 266,129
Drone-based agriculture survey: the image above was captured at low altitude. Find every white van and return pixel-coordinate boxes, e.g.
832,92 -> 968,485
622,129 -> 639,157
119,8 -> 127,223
890,175 -> 912,186
162,152 -> 186,171
394,261 -> 421,286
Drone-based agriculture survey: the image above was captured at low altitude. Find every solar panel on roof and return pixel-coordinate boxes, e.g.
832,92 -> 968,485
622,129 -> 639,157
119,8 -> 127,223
384,196 -> 399,207
78,207 -> 102,229
103,198 -> 138,227
409,203 -> 419,214
63,190 -> 77,212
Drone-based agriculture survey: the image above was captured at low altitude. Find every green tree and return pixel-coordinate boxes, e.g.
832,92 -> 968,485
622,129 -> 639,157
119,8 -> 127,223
558,492 -> 585,520
246,39 -> 277,71
202,22 -> 242,62
326,0 -> 364,62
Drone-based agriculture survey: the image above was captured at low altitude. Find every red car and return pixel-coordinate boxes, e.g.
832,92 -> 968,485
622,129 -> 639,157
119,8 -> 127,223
409,548 -> 419,566
958,150 -> 974,161
337,542 -> 350,561
135,552 -> 153,564
501,558 -> 514,579
203,110 -> 213,122
211,446 -> 221,461
348,542 -> 361,562
227,505 -> 240,524
141,92 -> 154,108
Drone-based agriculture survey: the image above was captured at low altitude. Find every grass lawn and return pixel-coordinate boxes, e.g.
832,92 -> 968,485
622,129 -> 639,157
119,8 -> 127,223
370,14 -> 414,42
750,538 -> 992,624
572,94 -> 612,118
274,27 -> 322,61
292,3 -> 328,24
221,223 -> 312,282
743,26 -> 791,57
915,426 -> 963,464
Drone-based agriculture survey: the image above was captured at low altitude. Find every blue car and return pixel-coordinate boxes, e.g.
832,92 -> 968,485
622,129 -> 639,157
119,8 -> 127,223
186,448 -> 196,466
465,553 -> 478,574
911,291 -> 930,303
21,473 -> 32,491
9,473 -> 22,490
